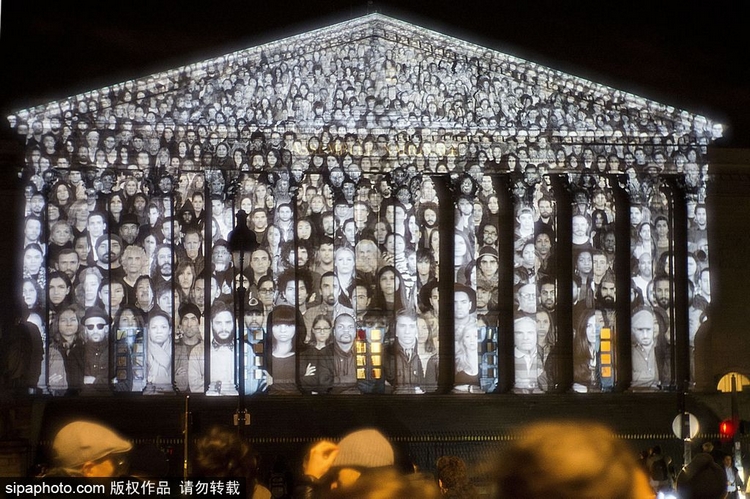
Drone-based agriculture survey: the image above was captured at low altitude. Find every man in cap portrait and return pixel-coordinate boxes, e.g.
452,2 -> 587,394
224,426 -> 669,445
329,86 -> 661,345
46,421 -> 131,477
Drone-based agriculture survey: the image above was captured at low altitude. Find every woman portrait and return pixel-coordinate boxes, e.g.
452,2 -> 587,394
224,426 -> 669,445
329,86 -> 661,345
239,195 -> 253,214
146,310 -> 173,394
129,193 -> 149,225
534,229 -> 556,278
267,305 -> 302,395
77,267 -> 104,308
417,315 -> 438,391
371,265 -> 407,312
536,309 -> 556,365
574,249 -> 595,308
333,245 -> 356,302
98,277 -> 127,321
253,183 -> 268,208
50,306 -> 85,394
415,248 -> 436,290
108,191 -> 127,228
454,230 -> 473,283
454,323 -> 480,392
113,305 -> 146,392
175,261 -> 197,304
21,277 -> 44,314
122,176 -> 140,201
590,209 -> 610,249
486,194 -> 500,216
23,243 -> 45,282
52,182 -> 75,213
299,314 -> 334,395
632,222 -> 655,261
572,309 -> 601,393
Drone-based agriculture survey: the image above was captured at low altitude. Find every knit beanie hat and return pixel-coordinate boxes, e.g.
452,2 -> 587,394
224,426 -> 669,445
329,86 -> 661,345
179,303 -> 202,321
82,307 -> 111,325
53,421 -> 132,469
332,429 -> 394,469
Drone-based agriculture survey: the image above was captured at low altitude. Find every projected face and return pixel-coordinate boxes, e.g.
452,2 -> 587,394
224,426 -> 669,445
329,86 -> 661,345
514,317 -> 537,355
335,247 -> 355,275
455,291 -> 472,321
517,284 -> 536,314
461,327 -> 478,353
148,315 -> 171,346
136,279 -> 153,306
24,247 -> 43,275
58,309 -> 79,338
395,314 -> 417,349
177,265 -> 195,290
572,216 -> 589,239
272,322 -> 295,346
631,310 -> 655,349
49,276 -> 70,306
22,280 -> 38,308
24,218 -> 41,242
334,315 -> 356,350
87,214 -> 106,239
183,232 -> 201,259
535,233 -> 551,257
97,239 -> 122,264
585,315 -> 598,345
312,318 -> 332,347
576,251 -> 593,275
156,248 -> 173,276
84,317 -> 109,343
212,310 -> 234,342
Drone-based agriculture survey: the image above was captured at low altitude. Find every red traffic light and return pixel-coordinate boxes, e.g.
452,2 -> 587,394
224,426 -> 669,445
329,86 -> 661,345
720,419 -> 737,440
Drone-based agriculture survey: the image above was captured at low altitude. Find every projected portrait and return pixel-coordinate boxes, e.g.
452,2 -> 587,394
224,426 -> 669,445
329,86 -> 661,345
454,284 -> 480,393
205,301 -> 237,396
330,313 -> 360,394
572,309 -> 602,393
299,313 -> 334,395
113,306 -> 146,393
174,303 -> 203,394
384,309 -> 425,394
267,305 -> 301,395
145,310 -> 173,394
48,307 -> 81,394
80,307 -> 112,394
513,315 -> 544,393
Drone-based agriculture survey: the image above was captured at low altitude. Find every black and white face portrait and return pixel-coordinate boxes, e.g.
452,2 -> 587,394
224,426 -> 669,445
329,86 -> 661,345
333,314 -> 356,351
212,310 -> 234,343
395,314 -> 417,350
84,317 -> 109,344
156,247 -> 173,277
572,215 -> 590,243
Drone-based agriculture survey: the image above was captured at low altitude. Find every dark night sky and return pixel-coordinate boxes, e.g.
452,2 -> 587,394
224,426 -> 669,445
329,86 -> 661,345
1,0 -> 747,147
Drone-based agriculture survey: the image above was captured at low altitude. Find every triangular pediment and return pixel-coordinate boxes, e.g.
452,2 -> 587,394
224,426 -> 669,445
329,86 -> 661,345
9,13 -> 721,143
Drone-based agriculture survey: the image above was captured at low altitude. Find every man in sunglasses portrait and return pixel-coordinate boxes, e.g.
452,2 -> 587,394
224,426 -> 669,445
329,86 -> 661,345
82,307 -> 112,392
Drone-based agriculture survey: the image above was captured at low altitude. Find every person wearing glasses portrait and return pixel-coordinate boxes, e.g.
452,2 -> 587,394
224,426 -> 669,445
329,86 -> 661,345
299,314 -> 335,395
81,307 -> 112,394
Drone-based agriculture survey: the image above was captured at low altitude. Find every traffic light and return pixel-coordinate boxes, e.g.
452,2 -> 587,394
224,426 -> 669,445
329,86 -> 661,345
720,419 -> 737,441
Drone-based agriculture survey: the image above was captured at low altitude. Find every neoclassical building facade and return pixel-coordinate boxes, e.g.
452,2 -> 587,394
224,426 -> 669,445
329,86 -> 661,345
8,14 -> 722,398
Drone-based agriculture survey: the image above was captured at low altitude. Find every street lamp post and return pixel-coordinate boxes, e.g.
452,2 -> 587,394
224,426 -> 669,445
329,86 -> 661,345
228,209 -> 258,433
